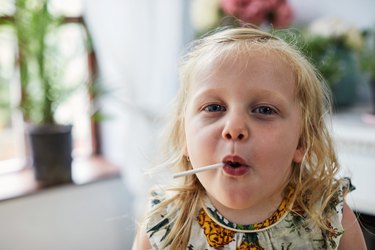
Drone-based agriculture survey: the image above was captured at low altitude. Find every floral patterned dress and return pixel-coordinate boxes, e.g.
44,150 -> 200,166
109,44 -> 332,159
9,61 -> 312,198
146,178 -> 354,250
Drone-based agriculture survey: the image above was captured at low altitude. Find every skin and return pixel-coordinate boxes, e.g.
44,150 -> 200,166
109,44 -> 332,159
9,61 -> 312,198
184,51 -> 304,224
338,202 -> 367,250
132,227 -> 152,250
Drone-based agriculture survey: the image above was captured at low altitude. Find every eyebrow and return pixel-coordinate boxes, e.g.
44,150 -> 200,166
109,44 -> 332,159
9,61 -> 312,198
251,89 -> 288,101
192,86 -> 221,97
189,87 -> 223,103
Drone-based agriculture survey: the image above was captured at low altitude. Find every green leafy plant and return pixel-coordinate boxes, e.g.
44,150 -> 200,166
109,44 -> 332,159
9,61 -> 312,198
359,28 -> 375,114
14,0 -> 74,124
287,18 -> 363,108
301,34 -> 355,88
360,28 -> 375,79
0,76 -> 10,128
297,21 -> 363,89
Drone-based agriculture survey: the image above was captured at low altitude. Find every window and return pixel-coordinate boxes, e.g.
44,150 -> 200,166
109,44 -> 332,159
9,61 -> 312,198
0,23 -> 24,174
0,0 -> 95,174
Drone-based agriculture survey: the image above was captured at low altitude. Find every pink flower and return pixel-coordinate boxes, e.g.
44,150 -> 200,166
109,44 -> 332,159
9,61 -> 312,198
271,1 -> 293,28
220,0 -> 293,28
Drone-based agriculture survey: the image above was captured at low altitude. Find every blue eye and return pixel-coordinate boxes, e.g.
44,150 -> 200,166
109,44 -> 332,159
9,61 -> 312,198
203,104 -> 226,112
253,106 -> 276,115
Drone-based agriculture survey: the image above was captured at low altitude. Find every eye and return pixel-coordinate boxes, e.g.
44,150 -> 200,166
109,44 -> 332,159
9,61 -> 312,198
252,106 -> 276,115
203,104 -> 226,112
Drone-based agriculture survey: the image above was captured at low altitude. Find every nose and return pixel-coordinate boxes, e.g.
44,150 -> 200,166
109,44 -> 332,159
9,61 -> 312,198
222,111 -> 249,141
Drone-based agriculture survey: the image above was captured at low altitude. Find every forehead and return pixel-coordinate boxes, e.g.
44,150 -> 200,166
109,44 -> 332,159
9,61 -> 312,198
190,46 -> 296,91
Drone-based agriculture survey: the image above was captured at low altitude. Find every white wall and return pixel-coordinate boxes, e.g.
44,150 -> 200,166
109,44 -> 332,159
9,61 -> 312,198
0,178 -> 134,250
290,0 -> 375,28
83,0 -> 189,218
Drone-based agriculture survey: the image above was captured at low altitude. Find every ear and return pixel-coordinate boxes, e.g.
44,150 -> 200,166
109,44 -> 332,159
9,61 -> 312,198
293,147 -> 304,164
183,144 -> 188,157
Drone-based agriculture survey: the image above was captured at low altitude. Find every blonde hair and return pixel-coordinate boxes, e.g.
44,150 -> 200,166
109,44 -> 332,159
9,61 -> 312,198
147,27 -> 340,249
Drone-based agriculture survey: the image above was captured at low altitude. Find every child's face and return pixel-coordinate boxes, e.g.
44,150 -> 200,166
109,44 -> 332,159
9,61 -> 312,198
184,50 -> 304,215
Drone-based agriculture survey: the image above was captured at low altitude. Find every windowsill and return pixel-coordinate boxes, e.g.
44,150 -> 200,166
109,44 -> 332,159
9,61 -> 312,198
0,156 -> 121,201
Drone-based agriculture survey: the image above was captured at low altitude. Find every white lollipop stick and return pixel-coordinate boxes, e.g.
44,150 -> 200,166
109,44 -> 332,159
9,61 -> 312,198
173,162 -> 224,178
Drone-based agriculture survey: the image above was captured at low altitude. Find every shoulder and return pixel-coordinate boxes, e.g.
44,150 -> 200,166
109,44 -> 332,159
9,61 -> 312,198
132,186 -> 176,250
338,201 -> 367,249
132,225 -> 152,250
327,178 -> 366,249
324,178 -> 354,235
335,178 -> 367,249
338,177 -> 355,198
327,177 -> 355,219
146,186 -> 173,227
148,186 -> 168,208
145,186 -> 178,248
283,178 -> 358,249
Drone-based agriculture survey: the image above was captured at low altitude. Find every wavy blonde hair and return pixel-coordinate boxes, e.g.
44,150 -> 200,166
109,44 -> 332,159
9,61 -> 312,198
146,27 -> 340,249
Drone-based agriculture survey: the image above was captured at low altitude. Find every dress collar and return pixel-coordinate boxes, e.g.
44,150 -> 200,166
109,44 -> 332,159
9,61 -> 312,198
201,191 -> 294,233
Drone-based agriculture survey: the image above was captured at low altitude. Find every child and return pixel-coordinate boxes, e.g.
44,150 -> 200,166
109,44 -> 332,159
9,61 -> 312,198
132,27 -> 366,249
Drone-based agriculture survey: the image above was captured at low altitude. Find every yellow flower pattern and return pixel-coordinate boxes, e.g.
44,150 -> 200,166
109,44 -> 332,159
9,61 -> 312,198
197,208 -> 266,249
253,189 -> 293,230
146,178 -> 353,249
197,209 -> 235,247
237,241 -> 264,250
196,189 -> 292,248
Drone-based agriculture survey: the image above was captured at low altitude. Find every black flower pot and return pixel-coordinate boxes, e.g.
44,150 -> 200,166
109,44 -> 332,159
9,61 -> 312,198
329,50 -> 360,111
370,78 -> 375,115
331,72 -> 358,109
27,124 -> 73,186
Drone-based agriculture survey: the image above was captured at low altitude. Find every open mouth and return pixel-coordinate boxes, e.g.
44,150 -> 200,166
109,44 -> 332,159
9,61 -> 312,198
225,161 -> 242,168
223,155 -> 247,167
222,156 -> 249,176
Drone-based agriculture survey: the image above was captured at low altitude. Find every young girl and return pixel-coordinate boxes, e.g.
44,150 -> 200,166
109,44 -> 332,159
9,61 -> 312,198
132,27 -> 366,249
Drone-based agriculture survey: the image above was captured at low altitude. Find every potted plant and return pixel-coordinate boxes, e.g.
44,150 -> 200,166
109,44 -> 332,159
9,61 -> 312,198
298,18 -> 363,110
13,0 -> 74,185
360,28 -> 375,116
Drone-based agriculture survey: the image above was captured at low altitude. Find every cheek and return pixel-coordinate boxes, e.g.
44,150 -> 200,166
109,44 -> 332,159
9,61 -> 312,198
185,121 -> 201,157
257,131 -> 300,164
186,128 -> 211,151
254,140 -> 295,180
185,122 -> 221,158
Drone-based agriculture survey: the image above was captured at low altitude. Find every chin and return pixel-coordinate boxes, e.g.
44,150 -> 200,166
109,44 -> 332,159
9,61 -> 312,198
224,201 -> 253,210
218,193 -> 255,210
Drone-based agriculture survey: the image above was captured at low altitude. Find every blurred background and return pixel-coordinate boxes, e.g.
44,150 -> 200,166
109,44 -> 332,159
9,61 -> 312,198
0,0 -> 375,249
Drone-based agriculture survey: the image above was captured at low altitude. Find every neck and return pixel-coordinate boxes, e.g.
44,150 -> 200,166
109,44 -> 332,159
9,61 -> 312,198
207,193 -> 284,225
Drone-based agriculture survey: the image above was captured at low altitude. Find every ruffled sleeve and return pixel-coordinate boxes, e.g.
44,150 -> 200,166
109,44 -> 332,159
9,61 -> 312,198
323,177 -> 356,248
332,177 -> 355,216
144,187 -> 172,250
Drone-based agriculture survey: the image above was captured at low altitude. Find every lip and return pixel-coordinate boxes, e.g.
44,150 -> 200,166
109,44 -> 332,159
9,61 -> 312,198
222,155 -> 250,176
